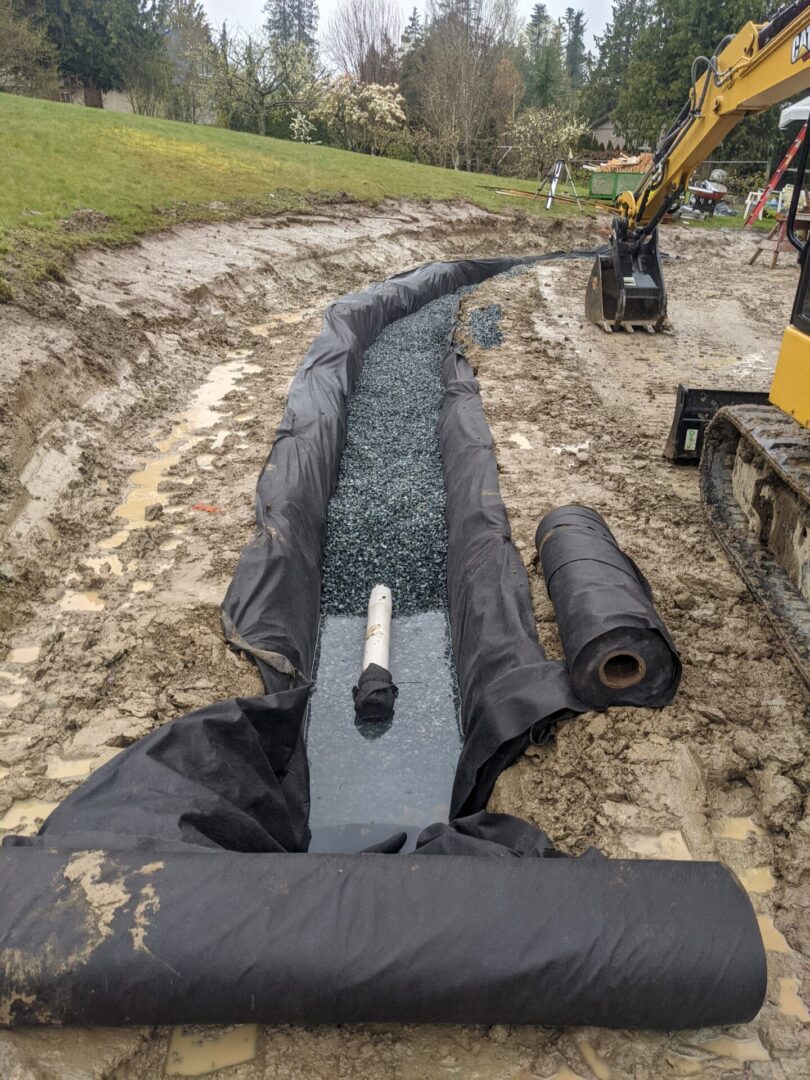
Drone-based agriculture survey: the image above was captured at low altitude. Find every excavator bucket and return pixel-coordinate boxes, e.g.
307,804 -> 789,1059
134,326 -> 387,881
585,223 -> 670,333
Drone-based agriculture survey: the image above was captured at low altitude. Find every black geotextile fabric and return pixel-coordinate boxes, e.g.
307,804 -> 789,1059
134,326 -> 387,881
0,847 -> 765,1028
437,339 -> 587,819
0,255 -> 766,1029
220,257 -> 538,691
352,662 -> 398,724
535,505 -> 682,710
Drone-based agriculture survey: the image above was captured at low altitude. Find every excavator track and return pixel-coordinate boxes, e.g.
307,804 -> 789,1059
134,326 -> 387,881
701,404 -> 810,688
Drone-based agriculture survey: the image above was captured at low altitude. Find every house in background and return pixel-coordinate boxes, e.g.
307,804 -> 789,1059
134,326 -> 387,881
57,87 -> 133,112
590,113 -> 627,151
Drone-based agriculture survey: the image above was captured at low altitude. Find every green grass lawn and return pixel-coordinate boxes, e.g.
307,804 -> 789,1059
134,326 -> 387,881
1,92 -> 567,298
0,91 -> 765,299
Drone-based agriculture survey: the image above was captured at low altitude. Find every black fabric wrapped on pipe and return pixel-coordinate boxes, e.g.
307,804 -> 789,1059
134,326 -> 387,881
535,505 -> 682,710
0,848 -> 765,1028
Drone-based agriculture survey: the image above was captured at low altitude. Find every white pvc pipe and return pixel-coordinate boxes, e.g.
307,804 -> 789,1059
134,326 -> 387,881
363,584 -> 392,671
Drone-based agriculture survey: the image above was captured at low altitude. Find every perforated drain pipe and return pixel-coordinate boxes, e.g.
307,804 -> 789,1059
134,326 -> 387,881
363,585 -> 392,670
353,584 -> 398,725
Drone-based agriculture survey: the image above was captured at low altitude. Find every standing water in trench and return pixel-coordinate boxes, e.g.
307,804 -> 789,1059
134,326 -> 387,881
306,292 -> 464,828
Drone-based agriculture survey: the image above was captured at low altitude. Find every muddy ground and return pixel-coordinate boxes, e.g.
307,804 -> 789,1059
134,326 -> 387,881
0,201 -> 808,1079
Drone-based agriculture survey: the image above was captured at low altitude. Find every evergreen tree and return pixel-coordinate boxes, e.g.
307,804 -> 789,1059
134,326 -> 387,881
563,7 -> 587,88
527,3 -> 548,50
613,0 -> 774,150
14,0 -> 163,102
402,6 -> 423,51
580,0 -> 650,121
520,6 -> 569,109
264,0 -> 318,51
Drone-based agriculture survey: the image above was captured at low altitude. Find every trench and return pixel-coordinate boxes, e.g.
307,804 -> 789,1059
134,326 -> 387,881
306,293 -> 463,829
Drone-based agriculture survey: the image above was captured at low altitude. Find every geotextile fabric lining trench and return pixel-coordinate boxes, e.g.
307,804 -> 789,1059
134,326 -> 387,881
438,337 -> 586,819
0,255 -> 766,1029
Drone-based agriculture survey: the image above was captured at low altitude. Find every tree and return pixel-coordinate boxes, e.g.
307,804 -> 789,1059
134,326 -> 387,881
613,0 -> 775,152
0,0 -> 58,97
160,0 -> 213,122
504,104 -> 587,179
418,0 -> 520,170
399,7 -> 426,122
314,77 -> 406,154
264,0 -> 318,52
580,0 -> 650,122
211,25 -> 320,135
520,6 -> 569,108
313,77 -> 408,154
527,3 -> 548,50
14,0 -> 163,105
491,54 -> 524,130
401,6 -> 423,50
563,7 -> 588,88
324,0 -> 402,84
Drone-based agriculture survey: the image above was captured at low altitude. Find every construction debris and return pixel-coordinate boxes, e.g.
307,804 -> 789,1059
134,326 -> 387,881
584,152 -> 654,173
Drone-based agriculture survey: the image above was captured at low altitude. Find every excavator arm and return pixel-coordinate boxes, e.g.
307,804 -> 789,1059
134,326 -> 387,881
587,0 -> 810,332
588,2 -> 810,685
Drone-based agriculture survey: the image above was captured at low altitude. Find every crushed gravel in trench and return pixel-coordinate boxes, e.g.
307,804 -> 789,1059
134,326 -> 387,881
0,203 -> 808,1078
320,292 -> 458,617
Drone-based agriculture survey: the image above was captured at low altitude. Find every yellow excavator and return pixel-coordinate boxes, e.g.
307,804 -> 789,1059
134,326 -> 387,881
586,0 -> 810,684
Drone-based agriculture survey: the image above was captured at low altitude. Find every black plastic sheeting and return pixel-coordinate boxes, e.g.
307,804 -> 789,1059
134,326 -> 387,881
0,255 -> 766,1029
535,505 -> 682,710
438,337 -> 586,819
0,847 -> 764,1028
352,662 -> 398,724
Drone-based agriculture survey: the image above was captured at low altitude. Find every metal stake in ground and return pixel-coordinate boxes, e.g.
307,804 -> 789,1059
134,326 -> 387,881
352,585 -> 398,737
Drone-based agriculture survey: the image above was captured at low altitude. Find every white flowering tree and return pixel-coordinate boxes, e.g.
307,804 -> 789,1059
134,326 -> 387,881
290,109 -> 317,142
314,77 -> 406,156
504,106 -> 588,181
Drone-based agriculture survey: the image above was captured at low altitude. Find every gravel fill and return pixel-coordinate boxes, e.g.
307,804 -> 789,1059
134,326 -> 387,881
468,303 -> 503,349
320,291 -> 460,617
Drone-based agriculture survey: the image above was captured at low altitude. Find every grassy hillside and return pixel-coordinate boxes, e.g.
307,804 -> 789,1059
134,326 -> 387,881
0,92 -> 558,297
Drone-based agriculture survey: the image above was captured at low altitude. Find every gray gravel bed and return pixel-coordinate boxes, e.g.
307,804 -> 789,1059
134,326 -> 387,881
320,292 -> 460,617
468,303 -> 503,349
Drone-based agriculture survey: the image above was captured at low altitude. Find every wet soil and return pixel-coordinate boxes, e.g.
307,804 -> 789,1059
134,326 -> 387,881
0,203 -> 808,1078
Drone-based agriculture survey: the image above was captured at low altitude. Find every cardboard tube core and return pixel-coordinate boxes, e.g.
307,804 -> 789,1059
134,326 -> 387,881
599,651 -> 647,689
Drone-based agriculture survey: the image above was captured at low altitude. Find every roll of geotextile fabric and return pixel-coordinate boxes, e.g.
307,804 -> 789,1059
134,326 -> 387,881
535,505 -> 681,710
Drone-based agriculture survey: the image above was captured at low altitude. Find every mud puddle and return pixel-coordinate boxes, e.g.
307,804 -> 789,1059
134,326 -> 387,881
165,1026 -> 258,1076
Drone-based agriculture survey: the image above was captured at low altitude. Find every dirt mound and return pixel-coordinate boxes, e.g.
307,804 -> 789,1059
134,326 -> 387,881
60,208 -> 113,233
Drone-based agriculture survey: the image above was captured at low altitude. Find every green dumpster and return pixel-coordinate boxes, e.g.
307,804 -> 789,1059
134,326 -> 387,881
588,171 -> 643,200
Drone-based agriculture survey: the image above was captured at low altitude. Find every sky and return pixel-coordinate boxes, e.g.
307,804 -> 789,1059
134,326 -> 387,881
200,0 -> 612,49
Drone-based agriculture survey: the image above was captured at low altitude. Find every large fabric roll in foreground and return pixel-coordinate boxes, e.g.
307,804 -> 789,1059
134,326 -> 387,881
0,847 -> 765,1029
535,505 -> 682,710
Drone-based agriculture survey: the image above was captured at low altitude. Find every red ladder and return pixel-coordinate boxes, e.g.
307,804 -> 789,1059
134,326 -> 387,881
745,121 -> 807,226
